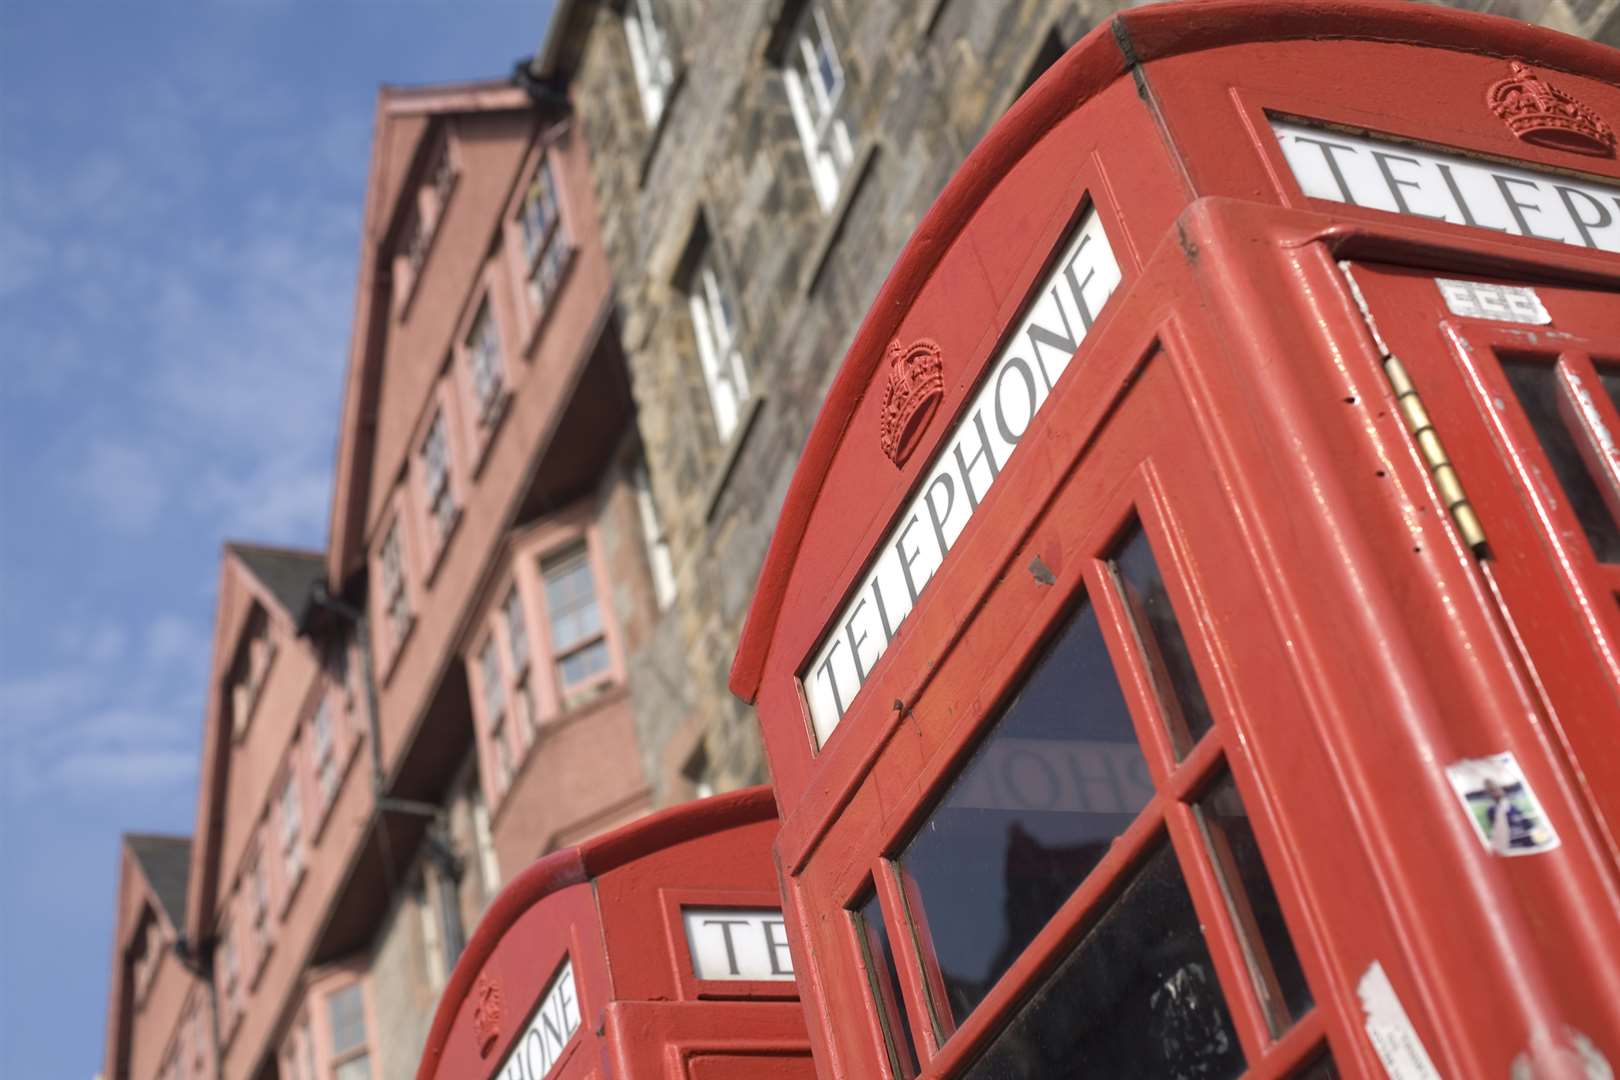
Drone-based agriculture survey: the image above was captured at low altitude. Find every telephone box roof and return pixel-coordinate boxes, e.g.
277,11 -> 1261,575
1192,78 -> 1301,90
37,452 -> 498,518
414,786 -> 780,1080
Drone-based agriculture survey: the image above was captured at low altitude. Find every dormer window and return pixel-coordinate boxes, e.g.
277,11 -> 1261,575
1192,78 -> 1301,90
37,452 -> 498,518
230,608 -> 275,741
393,137 -> 459,317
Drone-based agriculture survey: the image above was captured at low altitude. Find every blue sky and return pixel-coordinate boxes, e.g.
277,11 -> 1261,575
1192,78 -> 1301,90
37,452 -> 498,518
0,1 -> 550,1073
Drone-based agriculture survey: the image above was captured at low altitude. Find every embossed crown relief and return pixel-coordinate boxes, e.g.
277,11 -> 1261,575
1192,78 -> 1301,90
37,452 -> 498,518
878,339 -> 945,468
472,974 -> 504,1058
1487,60 -> 1615,157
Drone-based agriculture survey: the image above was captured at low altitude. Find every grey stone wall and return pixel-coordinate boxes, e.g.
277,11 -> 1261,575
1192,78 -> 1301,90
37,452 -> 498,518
562,0 -> 1619,805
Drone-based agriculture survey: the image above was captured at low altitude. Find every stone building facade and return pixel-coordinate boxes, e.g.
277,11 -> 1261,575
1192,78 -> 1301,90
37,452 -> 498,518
536,0 -> 1620,806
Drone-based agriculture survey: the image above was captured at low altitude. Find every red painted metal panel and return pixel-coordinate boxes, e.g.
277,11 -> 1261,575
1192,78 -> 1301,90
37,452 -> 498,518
729,2 -> 1620,1077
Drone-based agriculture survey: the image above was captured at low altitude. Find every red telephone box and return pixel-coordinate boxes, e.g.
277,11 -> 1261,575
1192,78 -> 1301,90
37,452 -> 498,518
415,787 -> 813,1080
731,2 -> 1620,1077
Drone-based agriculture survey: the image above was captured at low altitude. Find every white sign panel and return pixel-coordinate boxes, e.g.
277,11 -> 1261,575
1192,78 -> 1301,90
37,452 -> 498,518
1271,118 -> 1620,254
494,959 -> 581,1080
683,908 -> 796,981
802,205 -> 1122,746
1435,278 -> 1551,324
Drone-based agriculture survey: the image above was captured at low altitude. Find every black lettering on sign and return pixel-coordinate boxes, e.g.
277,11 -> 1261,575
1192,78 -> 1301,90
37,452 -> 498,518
1493,174 -> 1563,242
1556,185 -> 1613,249
1290,134 -> 1363,204
1370,150 -> 1445,221
994,357 -> 1039,446
952,409 -> 1000,512
763,919 -> 794,976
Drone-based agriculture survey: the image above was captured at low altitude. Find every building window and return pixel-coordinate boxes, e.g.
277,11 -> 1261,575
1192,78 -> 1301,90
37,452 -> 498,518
686,246 -> 751,441
502,587 -> 538,746
782,2 -> 854,211
279,771 -> 304,889
471,785 -> 501,896
248,856 -> 271,955
631,457 -> 677,610
379,522 -> 411,649
479,636 -> 513,793
230,610 -> 275,739
465,301 -> 505,427
312,699 -> 339,808
517,159 -> 572,318
623,0 -> 676,126
219,922 -> 240,1021
541,543 -> 611,692
281,1018 -> 317,1080
326,982 -> 372,1080
420,409 -> 458,543
417,875 -> 446,991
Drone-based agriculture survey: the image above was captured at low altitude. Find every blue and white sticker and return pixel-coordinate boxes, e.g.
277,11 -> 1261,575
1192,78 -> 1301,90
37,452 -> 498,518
1445,752 -> 1560,856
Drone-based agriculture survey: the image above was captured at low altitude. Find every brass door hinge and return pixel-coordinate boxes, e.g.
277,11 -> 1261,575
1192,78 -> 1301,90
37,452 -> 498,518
1384,354 -> 1489,555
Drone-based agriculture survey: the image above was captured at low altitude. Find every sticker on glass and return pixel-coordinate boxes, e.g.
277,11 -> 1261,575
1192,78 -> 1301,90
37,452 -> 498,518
1445,752 -> 1559,856
1435,279 -> 1551,324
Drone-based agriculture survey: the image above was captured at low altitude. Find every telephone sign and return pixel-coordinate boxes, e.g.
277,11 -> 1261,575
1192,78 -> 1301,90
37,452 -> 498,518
732,2 -> 1620,1077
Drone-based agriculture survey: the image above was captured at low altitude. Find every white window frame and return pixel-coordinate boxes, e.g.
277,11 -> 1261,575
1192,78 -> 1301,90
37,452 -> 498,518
249,855 -> 271,954
782,3 -> 854,211
687,250 -> 751,441
631,457 -> 677,610
623,0 -> 676,126
418,873 -> 446,991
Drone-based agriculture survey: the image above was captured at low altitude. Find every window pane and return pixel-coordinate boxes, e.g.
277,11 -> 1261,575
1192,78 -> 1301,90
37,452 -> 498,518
1502,357 -> 1620,563
1111,521 -> 1215,755
328,984 -> 367,1056
543,547 -> 603,651
853,889 -> 918,1078
1196,772 -> 1313,1034
559,639 -> 611,688
1292,1052 -> 1342,1079
335,1054 -> 371,1080
898,596 -> 1153,1029
962,843 -> 1244,1080
1598,365 -> 1620,417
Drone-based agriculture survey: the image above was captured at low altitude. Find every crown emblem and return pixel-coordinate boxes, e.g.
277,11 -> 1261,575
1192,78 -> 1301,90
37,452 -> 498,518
879,339 -> 945,467
1487,61 -> 1614,157
471,974 -> 504,1058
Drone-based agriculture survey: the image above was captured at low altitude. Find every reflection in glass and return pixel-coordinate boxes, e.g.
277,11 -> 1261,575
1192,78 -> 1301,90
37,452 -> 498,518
1502,357 -> 1620,563
962,843 -> 1244,1080
899,596 -> 1153,1029
1111,521 -> 1215,755
853,890 -> 918,1077
1291,1052 -> 1342,1079
1197,773 -> 1313,1034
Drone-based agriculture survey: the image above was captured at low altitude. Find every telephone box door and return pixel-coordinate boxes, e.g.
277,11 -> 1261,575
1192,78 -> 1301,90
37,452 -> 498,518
1343,262 -> 1620,851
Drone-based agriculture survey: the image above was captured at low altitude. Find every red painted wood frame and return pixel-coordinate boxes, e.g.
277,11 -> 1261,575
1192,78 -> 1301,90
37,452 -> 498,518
730,3 -> 1620,1078
415,787 -> 813,1080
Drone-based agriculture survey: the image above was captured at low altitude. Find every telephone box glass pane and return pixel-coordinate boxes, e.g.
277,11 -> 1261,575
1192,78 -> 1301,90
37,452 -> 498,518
898,596 -> 1153,1028
1111,522 -> 1215,755
853,890 -> 919,1078
1292,1053 -> 1342,1079
1502,357 -> 1620,563
961,842 -> 1243,1080
1196,772 -> 1313,1034
1600,366 -> 1620,417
